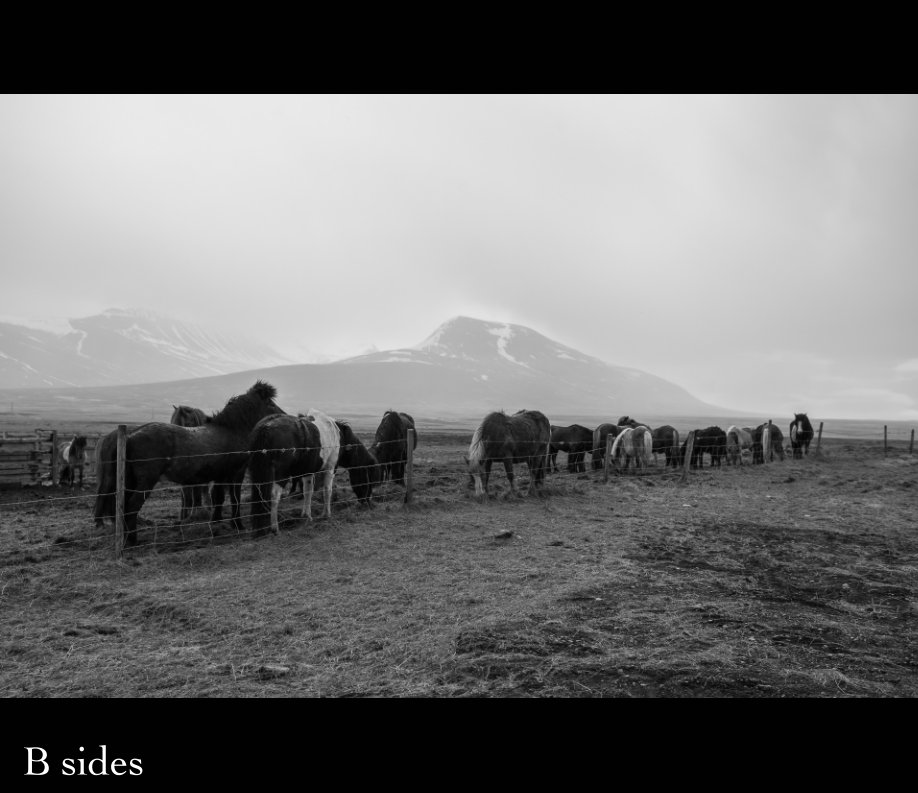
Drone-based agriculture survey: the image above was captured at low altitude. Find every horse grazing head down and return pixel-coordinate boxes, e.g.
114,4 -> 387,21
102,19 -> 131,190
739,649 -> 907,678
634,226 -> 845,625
171,404 -> 208,427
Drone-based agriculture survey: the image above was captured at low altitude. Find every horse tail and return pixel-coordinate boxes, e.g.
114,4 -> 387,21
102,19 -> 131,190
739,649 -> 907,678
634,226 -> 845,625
93,435 -> 117,527
468,422 -> 485,473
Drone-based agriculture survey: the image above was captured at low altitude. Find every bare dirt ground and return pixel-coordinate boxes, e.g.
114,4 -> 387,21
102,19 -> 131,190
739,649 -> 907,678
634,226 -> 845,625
1,427 -> 916,698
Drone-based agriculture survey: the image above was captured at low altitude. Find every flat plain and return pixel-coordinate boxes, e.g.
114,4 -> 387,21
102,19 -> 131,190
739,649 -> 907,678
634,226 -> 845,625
1,417 -> 916,697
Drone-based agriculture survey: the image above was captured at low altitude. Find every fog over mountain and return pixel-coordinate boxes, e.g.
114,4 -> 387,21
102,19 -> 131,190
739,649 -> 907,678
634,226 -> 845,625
0,308 -> 292,388
0,314 -> 735,420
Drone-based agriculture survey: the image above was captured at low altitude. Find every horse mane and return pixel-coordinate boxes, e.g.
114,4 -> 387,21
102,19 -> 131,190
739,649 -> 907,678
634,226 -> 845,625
210,380 -> 281,431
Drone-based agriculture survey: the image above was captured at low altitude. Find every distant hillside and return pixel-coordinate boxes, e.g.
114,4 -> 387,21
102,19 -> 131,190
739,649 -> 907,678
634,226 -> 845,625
0,308 -> 292,387
0,316 -> 739,421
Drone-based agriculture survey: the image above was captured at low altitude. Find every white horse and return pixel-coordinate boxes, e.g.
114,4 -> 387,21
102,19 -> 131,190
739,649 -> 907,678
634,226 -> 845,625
726,425 -> 753,465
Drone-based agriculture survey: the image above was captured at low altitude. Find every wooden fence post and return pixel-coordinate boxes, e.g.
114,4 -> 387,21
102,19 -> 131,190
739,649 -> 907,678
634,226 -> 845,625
404,428 -> 415,504
681,431 -> 695,482
115,424 -> 127,558
816,422 -> 823,453
910,429 -> 914,454
604,432 -> 614,483
884,425 -> 888,456
766,419 -> 773,463
50,430 -> 58,486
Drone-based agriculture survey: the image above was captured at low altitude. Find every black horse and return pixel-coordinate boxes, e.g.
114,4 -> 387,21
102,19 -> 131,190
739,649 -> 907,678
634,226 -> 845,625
467,409 -> 551,498
591,423 -> 621,470
790,413 -> 815,459
680,426 -> 727,468
370,410 -> 417,489
94,381 -> 285,546
248,410 -> 380,535
549,424 -> 593,473
170,404 -> 209,520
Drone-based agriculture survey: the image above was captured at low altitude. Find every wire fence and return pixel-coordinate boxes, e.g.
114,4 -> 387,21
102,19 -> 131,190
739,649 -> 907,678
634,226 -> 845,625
0,418 -> 914,560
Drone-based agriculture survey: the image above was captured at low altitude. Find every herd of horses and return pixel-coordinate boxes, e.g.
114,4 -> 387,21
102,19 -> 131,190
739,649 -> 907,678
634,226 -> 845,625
85,378 -> 815,548
468,411 -> 816,498
92,381 -> 417,546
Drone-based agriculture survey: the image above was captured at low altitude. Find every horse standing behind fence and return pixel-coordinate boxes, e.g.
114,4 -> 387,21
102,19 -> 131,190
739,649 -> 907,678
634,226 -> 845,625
611,425 -> 652,472
58,435 -> 88,487
467,409 -> 551,499
370,410 -> 417,489
94,380 -> 285,547
549,424 -> 593,473
170,404 -> 209,519
248,409 -> 380,535
790,413 -> 815,459
651,425 -> 680,468
725,425 -> 753,465
591,423 -> 621,470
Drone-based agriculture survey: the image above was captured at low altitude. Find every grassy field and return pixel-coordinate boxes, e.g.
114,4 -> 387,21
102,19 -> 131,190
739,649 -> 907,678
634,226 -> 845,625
1,420 -> 916,697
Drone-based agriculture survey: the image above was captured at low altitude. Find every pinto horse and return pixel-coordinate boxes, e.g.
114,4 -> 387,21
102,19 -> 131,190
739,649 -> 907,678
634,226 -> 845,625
170,404 -> 209,519
467,409 -> 551,499
725,426 -> 753,465
611,425 -> 652,472
790,413 -> 815,459
94,380 -> 285,547
752,423 -> 786,464
370,410 -> 417,489
549,424 -> 593,473
248,410 -> 380,534
591,423 -> 621,470
58,435 -> 88,487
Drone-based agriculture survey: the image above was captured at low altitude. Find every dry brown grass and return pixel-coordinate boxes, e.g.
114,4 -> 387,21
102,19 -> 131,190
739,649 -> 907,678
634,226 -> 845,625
1,426 -> 916,697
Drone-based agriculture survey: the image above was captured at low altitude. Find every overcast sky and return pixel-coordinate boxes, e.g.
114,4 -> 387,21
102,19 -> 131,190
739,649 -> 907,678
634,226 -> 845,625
2,94 -> 916,420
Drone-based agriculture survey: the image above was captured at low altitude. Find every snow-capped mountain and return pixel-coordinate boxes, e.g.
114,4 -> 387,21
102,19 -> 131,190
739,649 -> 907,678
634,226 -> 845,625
0,315 -> 731,420
0,308 -> 293,388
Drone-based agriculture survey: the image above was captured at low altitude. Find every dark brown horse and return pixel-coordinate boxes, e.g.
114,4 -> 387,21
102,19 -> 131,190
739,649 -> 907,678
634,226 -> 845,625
94,381 -> 285,546
467,409 -> 551,498
591,423 -> 621,470
370,410 -> 417,489
549,424 -> 593,473
170,404 -> 209,520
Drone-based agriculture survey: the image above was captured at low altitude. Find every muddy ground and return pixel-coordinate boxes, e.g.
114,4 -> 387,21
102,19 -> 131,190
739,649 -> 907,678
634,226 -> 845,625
0,429 -> 916,697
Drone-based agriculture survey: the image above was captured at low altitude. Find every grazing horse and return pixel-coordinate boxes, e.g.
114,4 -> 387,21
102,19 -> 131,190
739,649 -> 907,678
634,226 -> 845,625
790,413 -> 815,459
170,404 -> 209,519
752,423 -> 786,464
370,410 -> 417,488
467,409 -> 551,499
681,426 -> 727,468
248,410 -> 380,535
549,424 -> 594,473
94,380 -> 285,547
591,423 -> 621,470
651,425 -> 680,468
58,435 -> 88,487
611,426 -> 652,472
725,425 -> 754,465
617,416 -> 648,430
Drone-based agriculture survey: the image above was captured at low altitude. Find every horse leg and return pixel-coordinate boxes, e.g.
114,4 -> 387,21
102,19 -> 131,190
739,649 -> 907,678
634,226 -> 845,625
270,482 -> 284,534
504,459 -> 518,496
211,483 -> 226,523
230,481 -> 243,532
322,469 -> 335,518
301,475 -> 315,521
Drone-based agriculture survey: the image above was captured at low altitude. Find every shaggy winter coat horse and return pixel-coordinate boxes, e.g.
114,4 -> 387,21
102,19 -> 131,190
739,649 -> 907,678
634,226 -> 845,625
549,424 -> 593,473
591,423 -> 621,470
94,381 -> 284,546
170,404 -> 209,519
248,410 -> 380,535
790,413 -> 815,459
370,410 -> 417,488
467,409 -> 551,498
